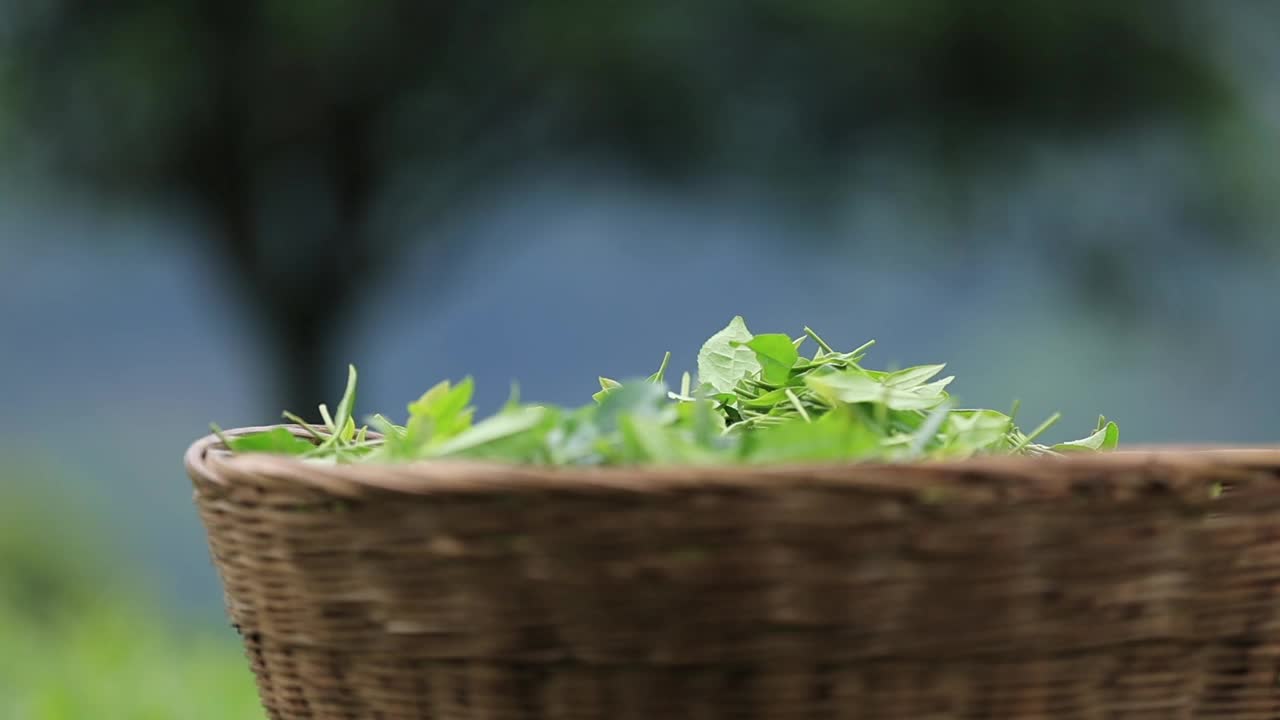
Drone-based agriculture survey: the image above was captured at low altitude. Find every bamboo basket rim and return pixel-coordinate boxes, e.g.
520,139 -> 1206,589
186,424 -> 1280,505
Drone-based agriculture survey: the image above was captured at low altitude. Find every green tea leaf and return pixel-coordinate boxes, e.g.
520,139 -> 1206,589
281,412 -> 326,442
941,409 -> 1013,455
364,415 -> 407,460
336,416 -> 356,444
332,364 -> 358,442
219,316 -> 1119,466
616,416 -> 678,464
1103,421 -> 1120,450
645,352 -> 672,383
545,406 -> 602,465
1053,421 -> 1120,452
368,413 -> 405,438
1011,412 -> 1062,453
885,364 -> 946,388
743,410 -> 879,464
667,371 -> 697,402
503,381 -> 522,411
626,417 -> 724,465
738,387 -> 793,409
400,378 -> 476,453
427,406 -> 551,458
697,316 -> 761,394
592,376 -> 623,403
806,369 -> 950,411
802,326 -> 836,355
225,428 -> 315,456
907,402 -> 954,458
740,333 -> 799,386
595,381 -> 674,433
317,403 -> 336,433
596,353 -> 671,404
784,388 -> 811,422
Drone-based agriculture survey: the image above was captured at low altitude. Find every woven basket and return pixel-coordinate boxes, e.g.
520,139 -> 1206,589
186,425 -> 1280,719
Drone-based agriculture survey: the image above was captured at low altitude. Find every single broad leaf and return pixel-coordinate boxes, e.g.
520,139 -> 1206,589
739,334 -> 799,386
226,428 -> 315,456
1053,421 -> 1120,452
696,316 -> 761,394
885,364 -> 946,388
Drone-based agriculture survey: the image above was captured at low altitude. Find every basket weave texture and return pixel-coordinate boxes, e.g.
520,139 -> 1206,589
186,426 -> 1280,719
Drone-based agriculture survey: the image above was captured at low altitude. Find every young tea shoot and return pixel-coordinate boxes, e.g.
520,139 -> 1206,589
216,317 -> 1119,466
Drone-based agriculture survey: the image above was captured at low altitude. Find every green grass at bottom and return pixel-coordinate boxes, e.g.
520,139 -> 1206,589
0,601 -> 264,720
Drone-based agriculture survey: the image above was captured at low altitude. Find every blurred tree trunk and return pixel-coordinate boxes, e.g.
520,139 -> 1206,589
187,2 -> 377,418
200,110 -> 376,419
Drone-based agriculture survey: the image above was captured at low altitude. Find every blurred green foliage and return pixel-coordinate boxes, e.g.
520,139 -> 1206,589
0,468 -> 262,719
0,604 -> 262,719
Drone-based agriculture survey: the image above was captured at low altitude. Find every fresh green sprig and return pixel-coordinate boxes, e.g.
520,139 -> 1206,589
216,317 -> 1119,465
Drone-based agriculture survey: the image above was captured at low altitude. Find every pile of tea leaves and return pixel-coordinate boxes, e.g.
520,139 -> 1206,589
215,317 -> 1118,465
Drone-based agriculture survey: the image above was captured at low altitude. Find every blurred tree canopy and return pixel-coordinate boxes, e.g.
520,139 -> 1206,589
0,0 -> 1234,411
